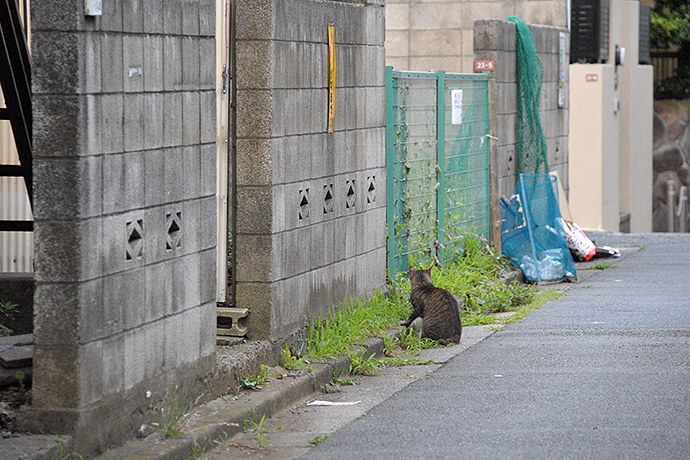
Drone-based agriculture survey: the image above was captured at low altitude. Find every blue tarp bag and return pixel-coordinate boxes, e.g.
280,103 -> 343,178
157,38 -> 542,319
500,174 -> 576,283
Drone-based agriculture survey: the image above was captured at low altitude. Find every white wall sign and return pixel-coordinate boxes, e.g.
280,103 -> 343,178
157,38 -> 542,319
451,89 -> 463,125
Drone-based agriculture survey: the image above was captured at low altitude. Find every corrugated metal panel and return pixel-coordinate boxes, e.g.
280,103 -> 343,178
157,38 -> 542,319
0,91 -> 33,273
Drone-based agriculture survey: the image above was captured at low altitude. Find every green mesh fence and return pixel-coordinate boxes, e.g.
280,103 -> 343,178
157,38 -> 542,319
385,68 -> 491,278
505,16 -> 549,175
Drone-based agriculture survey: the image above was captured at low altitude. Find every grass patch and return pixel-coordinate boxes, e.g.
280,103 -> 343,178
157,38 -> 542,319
298,234 -> 538,365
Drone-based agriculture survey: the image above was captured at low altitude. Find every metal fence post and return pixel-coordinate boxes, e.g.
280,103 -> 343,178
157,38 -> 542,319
436,70 -> 446,264
667,180 -> 675,232
385,66 -> 397,276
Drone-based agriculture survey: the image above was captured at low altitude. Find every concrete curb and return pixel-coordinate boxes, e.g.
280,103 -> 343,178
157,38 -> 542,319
95,338 -> 384,460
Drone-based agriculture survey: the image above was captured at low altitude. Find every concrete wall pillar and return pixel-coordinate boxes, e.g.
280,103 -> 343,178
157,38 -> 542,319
28,0 -> 217,454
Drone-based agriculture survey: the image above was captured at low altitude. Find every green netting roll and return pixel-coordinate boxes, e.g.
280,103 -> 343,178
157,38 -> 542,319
505,16 -> 549,176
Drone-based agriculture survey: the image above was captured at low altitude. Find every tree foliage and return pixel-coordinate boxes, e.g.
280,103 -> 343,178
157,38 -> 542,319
651,0 -> 690,49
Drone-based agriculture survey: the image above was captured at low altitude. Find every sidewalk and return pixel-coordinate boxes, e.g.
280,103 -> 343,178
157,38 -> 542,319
6,232 -> 688,459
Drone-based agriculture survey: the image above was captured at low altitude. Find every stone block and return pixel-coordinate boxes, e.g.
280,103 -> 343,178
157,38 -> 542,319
102,153 -> 126,214
271,184 -> 286,233
236,282 -> 271,338
79,217 -> 104,281
144,93 -> 165,150
237,40 -> 272,89
144,149 -> 166,207
124,321 -> 165,390
33,158 -> 79,220
82,32 -> 102,94
200,144 -> 216,197
101,0 -> 123,32
75,280 -> 107,343
101,214 -> 125,276
199,0 -> 215,36
119,270 -> 145,332
163,36 -> 183,91
181,0 -> 200,35
182,199 -> 202,256
123,0 -> 144,32
143,0 -> 164,34
31,32 -> 80,95
182,37 -> 200,90
164,147 -> 183,203
235,234 -> 273,282
496,145 -> 517,179
497,113 -> 516,148
409,3 -> 463,29
199,249 -> 216,304
30,0 -> 84,31
182,92 -> 201,146
181,145 -> 201,201
236,138 -> 272,186
199,302 -> 216,357
102,273 -> 127,336
123,151 -> 145,210
236,186 -> 273,235
236,90 -> 272,139
102,94 -> 125,154
101,334 -> 125,395
172,253 -> 201,313
143,35 -> 164,92
163,0 -> 182,35
79,340 -> 103,405
474,20 -> 500,51
283,135 -> 308,184
410,29 -> 462,57
310,134 -> 334,180
199,90 -> 216,144
164,307 -> 201,367
124,94 -> 145,152
101,33 -> 124,93
199,38 -> 215,90
163,92 -> 183,147
282,180 -> 310,231
33,283 -> 80,346
81,95 -> 103,156
32,95 -> 80,158
144,262 -> 168,322
236,0 -> 272,40
31,345 -> 79,408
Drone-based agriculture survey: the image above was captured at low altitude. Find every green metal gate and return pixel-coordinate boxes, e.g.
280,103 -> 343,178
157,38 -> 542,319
386,67 -> 491,277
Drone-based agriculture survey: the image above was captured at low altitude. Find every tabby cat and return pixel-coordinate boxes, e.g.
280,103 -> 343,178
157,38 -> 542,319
402,265 -> 462,345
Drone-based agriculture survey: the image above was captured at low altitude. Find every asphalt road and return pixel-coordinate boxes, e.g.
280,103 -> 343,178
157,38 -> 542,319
301,234 -> 690,459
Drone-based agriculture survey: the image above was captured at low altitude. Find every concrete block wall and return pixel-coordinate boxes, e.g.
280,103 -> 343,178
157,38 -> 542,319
234,0 -> 387,341
385,0 -> 567,73
474,19 -> 569,201
29,0 -> 216,454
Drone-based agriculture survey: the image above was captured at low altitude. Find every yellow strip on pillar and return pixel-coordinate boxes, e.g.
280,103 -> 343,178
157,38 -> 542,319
327,23 -> 336,134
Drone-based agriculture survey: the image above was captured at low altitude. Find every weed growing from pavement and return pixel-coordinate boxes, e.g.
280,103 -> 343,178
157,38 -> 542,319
309,434 -> 328,445
156,387 -> 186,438
593,262 -> 616,270
348,351 -> 382,376
242,414 -> 271,448
279,343 -> 311,372
241,365 -> 270,391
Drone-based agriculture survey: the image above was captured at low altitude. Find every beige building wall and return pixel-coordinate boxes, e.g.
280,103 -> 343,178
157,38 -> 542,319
568,0 -> 653,232
569,64 -> 620,231
619,0 -> 653,232
385,0 -> 567,72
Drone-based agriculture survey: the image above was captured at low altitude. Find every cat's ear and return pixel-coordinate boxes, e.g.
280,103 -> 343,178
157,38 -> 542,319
425,264 -> 434,275
408,266 -> 415,275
